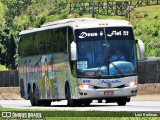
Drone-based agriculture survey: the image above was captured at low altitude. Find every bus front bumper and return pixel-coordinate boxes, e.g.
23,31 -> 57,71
77,86 -> 138,99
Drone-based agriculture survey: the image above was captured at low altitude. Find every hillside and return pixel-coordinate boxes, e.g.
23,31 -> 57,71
0,1 -> 160,69
15,3 -> 160,58
130,5 -> 160,57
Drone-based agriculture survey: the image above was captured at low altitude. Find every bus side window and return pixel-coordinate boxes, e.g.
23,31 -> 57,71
39,42 -> 45,54
51,30 -> 56,53
33,33 -> 39,55
19,37 -> 25,57
46,30 -> 52,54
54,28 -> 67,53
60,29 -> 66,53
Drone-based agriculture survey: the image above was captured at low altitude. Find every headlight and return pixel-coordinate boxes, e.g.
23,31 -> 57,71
125,81 -> 138,87
130,81 -> 138,86
78,84 -> 94,89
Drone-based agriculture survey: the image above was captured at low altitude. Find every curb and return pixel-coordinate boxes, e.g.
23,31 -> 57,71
131,94 -> 160,101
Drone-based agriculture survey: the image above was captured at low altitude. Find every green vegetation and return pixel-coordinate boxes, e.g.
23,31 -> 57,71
0,108 -> 159,119
130,5 -> 160,57
68,0 -> 130,3
0,0 -> 159,70
0,65 -> 7,71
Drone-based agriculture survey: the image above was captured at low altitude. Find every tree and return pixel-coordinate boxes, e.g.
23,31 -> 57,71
4,33 -> 17,69
0,0 -> 20,69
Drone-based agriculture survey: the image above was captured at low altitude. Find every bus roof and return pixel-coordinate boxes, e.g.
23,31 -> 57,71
19,18 -> 132,35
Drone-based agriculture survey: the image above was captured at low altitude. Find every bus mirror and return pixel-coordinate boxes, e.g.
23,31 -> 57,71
135,40 -> 138,44
70,41 -> 77,61
137,39 -> 145,60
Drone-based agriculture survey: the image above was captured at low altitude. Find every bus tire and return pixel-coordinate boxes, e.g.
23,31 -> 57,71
33,87 -> 42,106
98,99 -> 102,103
43,100 -> 51,106
29,90 -> 35,106
66,85 -> 75,107
117,101 -> 126,106
83,100 -> 92,106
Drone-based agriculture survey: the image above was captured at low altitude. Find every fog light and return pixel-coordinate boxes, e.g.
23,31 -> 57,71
135,90 -> 137,93
79,92 -> 83,95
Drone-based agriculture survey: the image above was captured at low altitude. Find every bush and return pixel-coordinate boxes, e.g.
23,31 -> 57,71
152,28 -> 159,37
143,13 -> 148,18
154,15 -> 158,19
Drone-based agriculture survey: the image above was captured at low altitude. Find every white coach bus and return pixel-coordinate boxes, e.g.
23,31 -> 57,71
18,18 -> 138,106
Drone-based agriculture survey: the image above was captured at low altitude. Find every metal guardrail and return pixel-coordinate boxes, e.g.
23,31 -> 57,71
138,58 -> 160,84
68,0 -> 160,16
0,70 -> 19,87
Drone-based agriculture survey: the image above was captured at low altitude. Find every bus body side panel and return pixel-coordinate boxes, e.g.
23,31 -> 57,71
19,57 -> 28,99
37,54 -> 57,99
18,57 -> 32,99
18,53 -> 69,100
53,52 -> 69,99
68,71 -> 79,99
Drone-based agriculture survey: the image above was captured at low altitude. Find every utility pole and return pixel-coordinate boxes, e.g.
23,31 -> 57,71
128,0 -> 132,22
92,0 -> 95,18
128,1 -> 131,22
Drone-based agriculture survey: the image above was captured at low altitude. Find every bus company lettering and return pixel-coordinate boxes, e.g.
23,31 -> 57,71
79,32 -> 98,38
107,30 -> 129,37
98,80 -> 121,84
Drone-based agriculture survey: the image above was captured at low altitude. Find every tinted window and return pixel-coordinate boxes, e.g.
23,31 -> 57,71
19,27 -> 67,57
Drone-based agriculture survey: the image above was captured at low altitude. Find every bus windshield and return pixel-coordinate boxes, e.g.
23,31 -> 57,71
75,27 -> 137,78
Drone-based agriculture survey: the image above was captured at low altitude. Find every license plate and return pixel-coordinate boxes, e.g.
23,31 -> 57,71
104,91 -> 114,95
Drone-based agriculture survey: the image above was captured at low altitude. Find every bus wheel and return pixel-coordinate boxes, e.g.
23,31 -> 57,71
43,100 -> 51,106
72,100 -> 82,106
29,90 -> 35,106
98,99 -> 102,103
83,100 -> 92,106
33,88 -> 42,106
66,85 -> 75,107
117,101 -> 126,106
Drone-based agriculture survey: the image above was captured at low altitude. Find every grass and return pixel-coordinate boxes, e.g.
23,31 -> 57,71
0,108 -> 159,119
130,5 -> 160,57
0,65 -> 7,71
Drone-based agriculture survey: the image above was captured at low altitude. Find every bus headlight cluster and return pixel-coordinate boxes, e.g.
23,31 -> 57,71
78,84 -> 94,89
125,81 -> 138,87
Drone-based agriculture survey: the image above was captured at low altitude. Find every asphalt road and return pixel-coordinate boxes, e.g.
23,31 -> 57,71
0,100 -> 160,111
